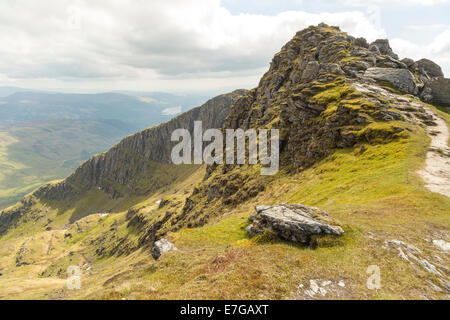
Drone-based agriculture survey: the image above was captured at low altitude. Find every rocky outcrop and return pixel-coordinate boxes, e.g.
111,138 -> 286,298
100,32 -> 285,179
417,58 -> 444,79
301,61 -> 320,82
178,24 -> 441,229
151,238 -> 177,260
364,67 -> 417,94
246,204 -> 344,244
421,78 -> 450,107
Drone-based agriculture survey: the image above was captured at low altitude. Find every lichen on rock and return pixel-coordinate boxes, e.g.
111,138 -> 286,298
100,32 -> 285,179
246,204 -> 344,244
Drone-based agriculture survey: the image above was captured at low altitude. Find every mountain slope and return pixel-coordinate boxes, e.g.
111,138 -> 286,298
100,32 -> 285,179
0,24 -> 449,300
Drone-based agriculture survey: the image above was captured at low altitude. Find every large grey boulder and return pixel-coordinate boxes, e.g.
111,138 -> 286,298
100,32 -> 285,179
417,58 -> 444,79
364,67 -> 417,94
401,58 -> 415,68
422,78 -> 450,107
151,238 -> 177,260
246,204 -> 344,244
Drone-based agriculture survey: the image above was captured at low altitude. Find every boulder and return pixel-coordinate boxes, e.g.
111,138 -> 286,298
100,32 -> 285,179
151,238 -> 177,260
416,58 -> 444,78
246,204 -> 344,244
364,67 -> 417,94
323,63 -> 344,75
401,58 -> 415,68
301,61 -> 320,82
422,78 -> 450,107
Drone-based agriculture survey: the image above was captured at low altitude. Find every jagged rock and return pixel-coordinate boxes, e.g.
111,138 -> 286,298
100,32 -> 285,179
301,61 -> 320,82
401,58 -> 415,68
354,37 -> 369,48
246,204 -> 344,244
422,78 -> 450,107
370,39 -> 399,59
324,63 -> 344,75
151,238 -> 177,260
364,67 -> 417,94
368,44 -> 381,55
417,58 -> 444,79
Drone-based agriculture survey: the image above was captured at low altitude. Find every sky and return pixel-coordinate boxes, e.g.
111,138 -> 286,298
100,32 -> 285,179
0,0 -> 449,95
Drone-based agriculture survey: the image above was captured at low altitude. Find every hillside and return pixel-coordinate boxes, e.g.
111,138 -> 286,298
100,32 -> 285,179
0,24 -> 449,300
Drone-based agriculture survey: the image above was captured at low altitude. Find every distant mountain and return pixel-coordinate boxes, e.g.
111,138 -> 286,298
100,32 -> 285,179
0,86 -> 44,97
0,89 -> 209,209
0,91 -> 172,131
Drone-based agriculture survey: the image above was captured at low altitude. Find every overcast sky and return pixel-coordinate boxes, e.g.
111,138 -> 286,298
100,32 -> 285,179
0,0 -> 449,95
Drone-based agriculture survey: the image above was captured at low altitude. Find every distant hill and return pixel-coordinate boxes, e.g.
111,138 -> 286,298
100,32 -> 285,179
0,91 -> 174,131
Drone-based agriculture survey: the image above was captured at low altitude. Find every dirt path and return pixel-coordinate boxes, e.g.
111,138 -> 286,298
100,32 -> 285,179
417,107 -> 450,198
352,82 -> 450,198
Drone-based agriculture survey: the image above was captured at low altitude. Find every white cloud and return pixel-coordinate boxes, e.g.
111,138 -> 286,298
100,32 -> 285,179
340,0 -> 450,6
0,0 -> 447,93
0,0 -> 387,92
391,27 -> 450,77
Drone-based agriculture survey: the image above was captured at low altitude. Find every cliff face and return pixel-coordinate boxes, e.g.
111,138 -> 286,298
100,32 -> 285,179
33,90 -> 246,202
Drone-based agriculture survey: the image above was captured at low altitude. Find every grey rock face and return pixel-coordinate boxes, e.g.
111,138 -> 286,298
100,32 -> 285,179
368,44 -> 381,55
246,204 -> 344,244
324,63 -> 344,75
422,78 -> 450,107
364,67 -> 417,94
301,61 -> 320,82
354,37 -> 369,48
416,58 -> 444,78
151,238 -> 177,260
401,58 -> 415,68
